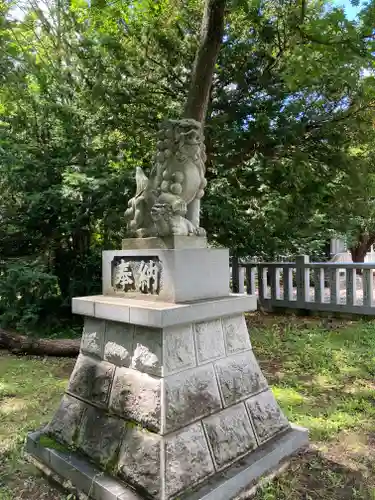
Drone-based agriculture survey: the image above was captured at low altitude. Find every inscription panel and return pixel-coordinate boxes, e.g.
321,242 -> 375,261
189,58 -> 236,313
111,256 -> 162,296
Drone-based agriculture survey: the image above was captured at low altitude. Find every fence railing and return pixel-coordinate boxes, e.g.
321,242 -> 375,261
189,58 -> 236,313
231,255 -> 375,315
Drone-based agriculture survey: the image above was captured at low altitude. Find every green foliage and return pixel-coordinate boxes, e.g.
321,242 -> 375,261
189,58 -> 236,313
0,260 -> 60,331
1,0 -> 375,329
204,0 -> 375,258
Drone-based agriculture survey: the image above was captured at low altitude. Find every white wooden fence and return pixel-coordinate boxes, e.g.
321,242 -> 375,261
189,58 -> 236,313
231,255 -> 375,315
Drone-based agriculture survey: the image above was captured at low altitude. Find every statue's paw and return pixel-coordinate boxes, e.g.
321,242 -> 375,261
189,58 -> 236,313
196,227 -> 206,237
172,199 -> 187,215
136,228 -> 152,238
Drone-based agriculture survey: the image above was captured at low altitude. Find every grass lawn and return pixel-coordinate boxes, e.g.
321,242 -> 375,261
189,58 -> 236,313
0,313 -> 374,499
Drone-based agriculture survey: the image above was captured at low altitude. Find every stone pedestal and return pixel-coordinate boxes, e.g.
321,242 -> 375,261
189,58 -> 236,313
26,245 -> 308,500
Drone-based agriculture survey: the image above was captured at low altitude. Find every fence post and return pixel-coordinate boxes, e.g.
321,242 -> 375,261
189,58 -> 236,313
330,268 -> 340,305
363,268 -> 373,307
283,266 -> 293,301
245,266 -> 256,295
258,265 -> 267,302
232,256 -> 239,293
346,268 -> 356,306
314,268 -> 325,304
270,267 -> 281,302
296,255 -> 310,306
239,267 -> 245,293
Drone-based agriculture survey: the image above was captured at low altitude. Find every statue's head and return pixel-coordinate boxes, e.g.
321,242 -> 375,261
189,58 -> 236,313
155,119 -> 206,173
150,203 -> 173,222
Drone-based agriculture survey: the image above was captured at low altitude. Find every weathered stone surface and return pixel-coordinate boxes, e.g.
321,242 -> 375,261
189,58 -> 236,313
222,314 -> 251,354
78,406 -> 124,466
47,394 -> 86,445
202,403 -> 257,469
104,321 -> 134,367
68,354 -> 115,407
215,351 -> 267,407
131,325 -> 162,376
102,248 -> 231,304
246,389 -> 290,444
194,319 -> 225,364
109,367 -> 161,431
81,318 -> 105,358
124,119 -> 207,238
165,422 -> 214,499
117,425 -> 161,498
165,364 -> 221,432
163,323 -> 196,375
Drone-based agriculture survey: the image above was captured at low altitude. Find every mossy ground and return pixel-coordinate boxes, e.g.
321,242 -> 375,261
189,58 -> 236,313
0,352 -> 75,499
0,313 -> 375,499
249,313 -> 375,500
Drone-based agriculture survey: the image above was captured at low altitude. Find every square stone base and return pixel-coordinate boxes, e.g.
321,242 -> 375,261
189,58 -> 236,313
27,425 -> 308,500
102,247 -> 230,303
31,294 -> 308,499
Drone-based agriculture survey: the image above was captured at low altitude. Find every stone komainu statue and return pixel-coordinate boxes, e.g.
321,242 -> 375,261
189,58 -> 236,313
125,119 -> 207,237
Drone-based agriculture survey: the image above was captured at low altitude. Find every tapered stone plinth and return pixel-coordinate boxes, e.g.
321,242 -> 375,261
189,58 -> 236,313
26,246 -> 308,500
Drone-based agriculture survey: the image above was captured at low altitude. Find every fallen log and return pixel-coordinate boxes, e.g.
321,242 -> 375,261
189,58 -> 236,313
0,329 -> 80,357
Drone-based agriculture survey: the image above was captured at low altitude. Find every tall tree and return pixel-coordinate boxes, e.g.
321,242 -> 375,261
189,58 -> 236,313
184,0 -> 226,122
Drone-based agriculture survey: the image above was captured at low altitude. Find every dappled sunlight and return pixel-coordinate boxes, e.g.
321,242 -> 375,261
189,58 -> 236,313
271,386 -> 307,406
0,352 -> 72,455
251,316 -> 375,447
0,397 -> 27,415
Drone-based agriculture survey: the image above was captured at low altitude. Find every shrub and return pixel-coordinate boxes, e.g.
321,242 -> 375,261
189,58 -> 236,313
0,259 -> 62,331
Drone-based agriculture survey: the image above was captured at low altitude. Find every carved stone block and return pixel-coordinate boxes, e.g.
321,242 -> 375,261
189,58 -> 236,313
163,324 -> 196,375
222,314 -> 251,354
246,389 -> 290,444
131,325 -> 162,377
111,256 -> 162,296
47,394 -> 87,445
164,364 -> 222,433
215,351 -> 268,407
81,318 -> 105,358
78,406 -> 124,466
194,319 -> 225,364
165,422 -> 214,499
117,425 -> 161,498
68,354 -> 114,407
109,367 -> 161,432
103,321 -> 134,367
202,403 -> 257,469
102,248 -> 230,303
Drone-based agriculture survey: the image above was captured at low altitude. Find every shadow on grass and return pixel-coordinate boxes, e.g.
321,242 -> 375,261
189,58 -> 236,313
248,314 -> 375,500
0,352 -> 74,499
252,449 -> 375,500
249,315 -> 375,441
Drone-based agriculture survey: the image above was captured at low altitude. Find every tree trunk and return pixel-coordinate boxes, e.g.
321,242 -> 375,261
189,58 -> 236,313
350,243 -> 368,263
350,232 -> 375,263
0,329 -> 80,357
183,0 -> 226,123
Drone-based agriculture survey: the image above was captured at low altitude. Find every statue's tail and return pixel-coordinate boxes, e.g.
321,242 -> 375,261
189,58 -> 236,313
135,167 -> 149,197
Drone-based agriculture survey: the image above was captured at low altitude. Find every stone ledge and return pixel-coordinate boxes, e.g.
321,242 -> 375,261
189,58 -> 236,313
121,236 -> 208,250
181,424 -> 308,500
72,294 -> 257,328
26,425 -> 308,500
26,431 -> 141,500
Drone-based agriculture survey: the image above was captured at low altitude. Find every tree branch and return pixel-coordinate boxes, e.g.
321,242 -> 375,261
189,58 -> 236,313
184,0 -> 227,123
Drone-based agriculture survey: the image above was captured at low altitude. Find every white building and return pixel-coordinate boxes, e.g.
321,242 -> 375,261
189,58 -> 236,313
330,237 -> 375,262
